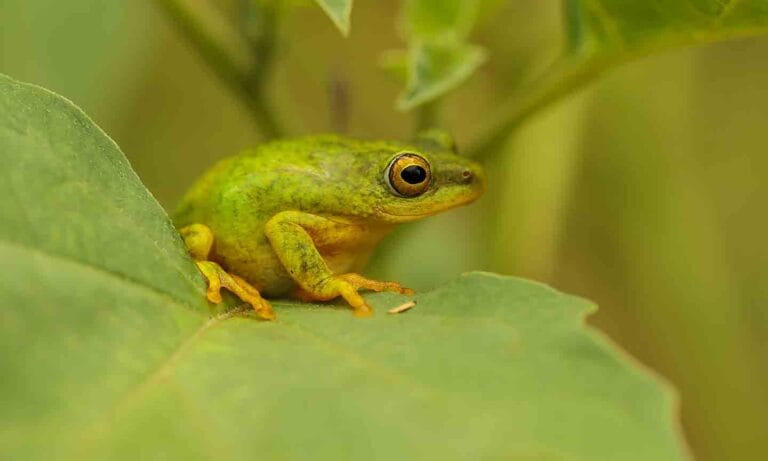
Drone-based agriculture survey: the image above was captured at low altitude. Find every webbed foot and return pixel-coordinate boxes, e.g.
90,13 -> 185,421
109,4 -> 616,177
295,273 -> 414,317
196,261 -> 276,320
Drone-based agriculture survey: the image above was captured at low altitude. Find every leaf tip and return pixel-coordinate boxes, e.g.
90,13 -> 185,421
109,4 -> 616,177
315,0 -> 353,37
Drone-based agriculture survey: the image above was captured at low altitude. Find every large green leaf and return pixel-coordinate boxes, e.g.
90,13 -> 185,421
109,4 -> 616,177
313,0 -> 353,36
0,73 -> 688,460
469,0 -> 768,158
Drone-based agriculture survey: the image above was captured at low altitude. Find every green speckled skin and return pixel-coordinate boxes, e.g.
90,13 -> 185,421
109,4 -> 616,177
174,134 -> 485,300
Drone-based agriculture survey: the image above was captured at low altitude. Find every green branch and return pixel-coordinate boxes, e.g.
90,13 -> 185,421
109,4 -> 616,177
155,0 -> 283,139
465,57 -> 598,160
414,99 -> 443,133
466,25 -> 768,161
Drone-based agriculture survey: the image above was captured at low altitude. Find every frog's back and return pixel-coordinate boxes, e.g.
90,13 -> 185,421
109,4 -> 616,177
175,134 -> 407,226
175,135 -> 340,222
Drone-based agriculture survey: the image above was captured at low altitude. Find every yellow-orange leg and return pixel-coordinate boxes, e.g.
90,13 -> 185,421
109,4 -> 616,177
195,261 -> 275,320
181,224 -> 275,321
265,211 -> 416,317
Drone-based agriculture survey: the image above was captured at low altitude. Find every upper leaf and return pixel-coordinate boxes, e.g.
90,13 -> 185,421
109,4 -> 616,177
397,40 -> 487,111
391,0 -> 486,111
314,0 -> 353,36
565,0 -> 768,57
0,74 -> 688,460
470,0 -> 768,158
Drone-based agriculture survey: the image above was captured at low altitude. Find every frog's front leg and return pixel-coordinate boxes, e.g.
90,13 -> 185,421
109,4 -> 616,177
264,211 -> 413,317
179,224 -> 275,320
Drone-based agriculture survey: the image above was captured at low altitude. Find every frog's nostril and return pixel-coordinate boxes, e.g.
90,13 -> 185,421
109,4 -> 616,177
461,169 -> 473,182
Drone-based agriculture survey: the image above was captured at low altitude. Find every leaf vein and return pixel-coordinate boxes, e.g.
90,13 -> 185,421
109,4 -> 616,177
72,310 -> 239,457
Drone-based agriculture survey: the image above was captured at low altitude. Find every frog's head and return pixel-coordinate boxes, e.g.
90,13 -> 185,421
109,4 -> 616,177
368,131 -> 486,223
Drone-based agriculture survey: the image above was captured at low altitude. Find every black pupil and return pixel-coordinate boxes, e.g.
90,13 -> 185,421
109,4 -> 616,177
401,165 -> 427,184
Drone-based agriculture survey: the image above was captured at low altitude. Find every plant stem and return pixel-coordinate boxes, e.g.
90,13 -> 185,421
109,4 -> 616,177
155,0 -> 283,139
465,58 -> 595,161
414,99 -> 442,133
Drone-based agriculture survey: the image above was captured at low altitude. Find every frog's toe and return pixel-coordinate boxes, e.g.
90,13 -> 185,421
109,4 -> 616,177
228,274 -> 276,321
206,290 -> 223,304
232,288 -> 274,319
338,273 -> 415,296
334,279 -> 375,317
353,305 -> 374,318
254,301 -> 276,320
195,261 -> 223,303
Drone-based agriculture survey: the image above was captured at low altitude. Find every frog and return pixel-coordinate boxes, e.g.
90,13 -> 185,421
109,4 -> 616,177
173,131 -> 485,320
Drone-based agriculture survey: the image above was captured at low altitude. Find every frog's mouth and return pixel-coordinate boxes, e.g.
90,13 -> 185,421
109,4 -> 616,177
374,186 -> 484,223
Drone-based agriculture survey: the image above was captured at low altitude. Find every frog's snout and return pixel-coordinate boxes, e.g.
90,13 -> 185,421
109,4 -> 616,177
458,163 -> 486,194
449,164 -> 483,186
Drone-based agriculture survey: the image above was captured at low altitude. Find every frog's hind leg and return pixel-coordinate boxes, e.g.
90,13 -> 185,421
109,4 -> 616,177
265,211 -> 414,317
180,224 -> 275,320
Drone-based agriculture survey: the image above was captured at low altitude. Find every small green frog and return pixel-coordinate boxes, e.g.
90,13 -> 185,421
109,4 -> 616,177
174,132 -> 485,320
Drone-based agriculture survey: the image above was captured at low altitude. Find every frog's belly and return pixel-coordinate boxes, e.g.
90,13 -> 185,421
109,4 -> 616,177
212,242 -> 293,298
213,231 -> 384,298
322,245 -> 376,278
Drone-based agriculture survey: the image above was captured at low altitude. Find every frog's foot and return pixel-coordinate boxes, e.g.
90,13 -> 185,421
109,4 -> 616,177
295,273 -> 414,318
195,261 -> 276,321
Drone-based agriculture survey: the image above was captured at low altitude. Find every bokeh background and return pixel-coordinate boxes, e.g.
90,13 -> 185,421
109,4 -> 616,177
2,1 -> 767,459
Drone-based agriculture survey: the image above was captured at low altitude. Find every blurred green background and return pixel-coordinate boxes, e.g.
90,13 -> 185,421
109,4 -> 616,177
2,1 -> 767,459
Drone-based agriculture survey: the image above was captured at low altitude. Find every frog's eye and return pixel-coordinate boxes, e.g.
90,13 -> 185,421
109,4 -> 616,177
386,153 -> 431,197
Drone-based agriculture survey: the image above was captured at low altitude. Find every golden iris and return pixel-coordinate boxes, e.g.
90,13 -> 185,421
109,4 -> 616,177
387,153 -> 431,197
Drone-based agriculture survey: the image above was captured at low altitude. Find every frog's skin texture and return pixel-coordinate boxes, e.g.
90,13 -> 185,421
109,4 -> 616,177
174,133 -> 485,319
